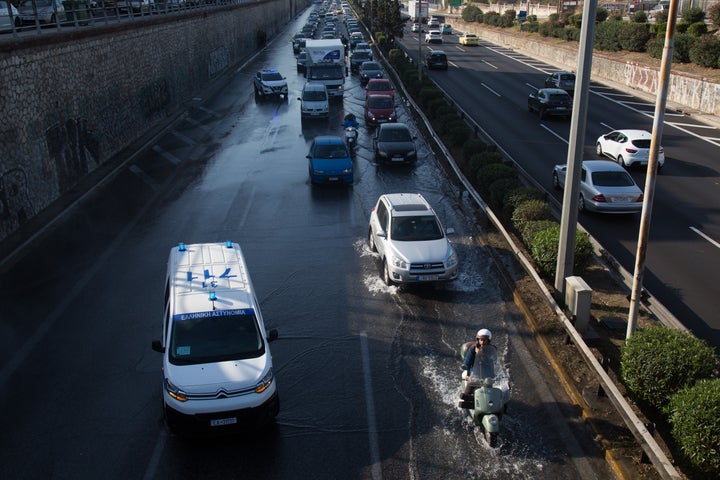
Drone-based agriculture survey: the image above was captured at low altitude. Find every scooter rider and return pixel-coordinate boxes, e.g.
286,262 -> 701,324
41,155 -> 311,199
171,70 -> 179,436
343,113 -> 359,129
459,328 -> 498,408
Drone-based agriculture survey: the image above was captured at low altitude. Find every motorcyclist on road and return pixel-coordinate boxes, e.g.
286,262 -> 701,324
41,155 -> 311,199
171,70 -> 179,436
343,113 -> 359,129
459,328 -> 499,409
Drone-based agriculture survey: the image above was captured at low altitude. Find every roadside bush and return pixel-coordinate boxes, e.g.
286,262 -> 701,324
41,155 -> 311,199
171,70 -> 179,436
418,86 -> 442,107
446,121 -> 472,146
682,6 -> 706,24
426,97 -> 450,119
488,177 -> 521,207
675,21 -> 690,34
484,11 -> 502,27
475,163 -> 517,195
467,151 -> 504,179
648,33 -> 697,62
521,219 -> 558,246
501,10 -> 516,28
689,35 -> 720,68
594,19 -> 624,51
654,10 -> 669,23
621,327 -> 718,410
666,379 -> 720,475
618,22 -> 651,52
462,5 -> 483,23
631,11 -> 648,23
595,7 -> 609,23
567,13 -> 582,28
511,199 -> 552,234
710,2 -> 720,27
521,20 -> 540,33
462,138 -> 488,162
388,48 -> 404,65
529,226 -> 592,278
503,187 -> 545,218
562,27 -> 581,41
686,21 -> 708,37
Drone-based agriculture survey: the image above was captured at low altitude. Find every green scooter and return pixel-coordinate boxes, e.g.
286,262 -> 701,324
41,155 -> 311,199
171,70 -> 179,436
459,342 -> 505,447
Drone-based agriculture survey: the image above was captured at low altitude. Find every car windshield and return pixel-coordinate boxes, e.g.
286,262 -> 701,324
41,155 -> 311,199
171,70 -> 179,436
368,96 -> 393,108
169,310 -> 264,365
303,90 -> 326,101
315,144 -> 349,158
368,82 -> 390,91
379,127 -> 411,142
262,72 -> 283,81
549,94 -> 570,102
391,215 -> 443,241
353,52 -> 371,60
363,63 -> 381,71
560,74 -> 575,81
591,170 -> 635,187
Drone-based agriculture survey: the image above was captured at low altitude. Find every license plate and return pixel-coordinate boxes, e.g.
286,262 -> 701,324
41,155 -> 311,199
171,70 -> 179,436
418,275 -> 439,281
328,176 -> 339,181
392,156 -> 404,161
210,417 -> 237,427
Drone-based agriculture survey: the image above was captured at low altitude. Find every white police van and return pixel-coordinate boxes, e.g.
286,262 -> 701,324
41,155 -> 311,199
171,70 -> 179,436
151,242 -> 279,434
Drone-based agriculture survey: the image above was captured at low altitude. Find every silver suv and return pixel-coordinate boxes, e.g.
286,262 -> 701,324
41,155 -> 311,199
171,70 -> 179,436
368,193 -> 459,285
253,69 -> 288,98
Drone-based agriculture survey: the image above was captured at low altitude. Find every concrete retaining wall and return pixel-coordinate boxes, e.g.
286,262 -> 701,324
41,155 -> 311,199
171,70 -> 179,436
0,1 -> 306,244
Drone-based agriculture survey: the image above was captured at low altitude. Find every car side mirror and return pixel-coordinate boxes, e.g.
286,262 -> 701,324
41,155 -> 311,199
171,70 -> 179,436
151,340 -> 165,353
298,97 -> 302,101
446,227 -> 456,236
306,155 -> 311,159
378,231 -> 387,239
267,328 -> 279,342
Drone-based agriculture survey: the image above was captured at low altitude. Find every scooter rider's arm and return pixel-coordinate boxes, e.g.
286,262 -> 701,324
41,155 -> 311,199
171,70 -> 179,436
462,346 -> 476,376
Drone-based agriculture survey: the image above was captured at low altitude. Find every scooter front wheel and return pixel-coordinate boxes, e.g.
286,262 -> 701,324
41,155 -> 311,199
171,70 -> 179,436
487,431 -> 498,448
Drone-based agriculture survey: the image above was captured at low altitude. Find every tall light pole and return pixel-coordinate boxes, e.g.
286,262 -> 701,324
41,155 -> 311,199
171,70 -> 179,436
417,0 -> 423,80
626,0 -> 679,339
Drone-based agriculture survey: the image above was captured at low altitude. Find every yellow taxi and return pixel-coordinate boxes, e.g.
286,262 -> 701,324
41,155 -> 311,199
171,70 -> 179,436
458,33 -> 479,46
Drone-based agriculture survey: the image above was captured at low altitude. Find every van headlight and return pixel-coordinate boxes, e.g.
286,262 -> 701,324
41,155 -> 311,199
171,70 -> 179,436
165,378 -> 188,402
255,369 -> 274,394
389,254 -> 408,270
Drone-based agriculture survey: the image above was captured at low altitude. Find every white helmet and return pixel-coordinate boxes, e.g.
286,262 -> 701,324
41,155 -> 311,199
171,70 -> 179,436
476,328 -> 492,340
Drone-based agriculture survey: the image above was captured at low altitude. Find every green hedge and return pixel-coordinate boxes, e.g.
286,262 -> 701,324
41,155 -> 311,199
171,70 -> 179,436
529,225 -> 593,278
475,163 -> 517,194
620,327 -> 717,410
666,378 -> 720,475
512,199 -> 553,234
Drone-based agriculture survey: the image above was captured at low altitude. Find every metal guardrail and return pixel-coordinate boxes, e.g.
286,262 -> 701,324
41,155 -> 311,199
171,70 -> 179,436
0,0 -> 255,38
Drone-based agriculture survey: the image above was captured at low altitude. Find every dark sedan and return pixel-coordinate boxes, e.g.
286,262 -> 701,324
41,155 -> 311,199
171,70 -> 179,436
527,88 -> 572,120
372,123 -> 417,165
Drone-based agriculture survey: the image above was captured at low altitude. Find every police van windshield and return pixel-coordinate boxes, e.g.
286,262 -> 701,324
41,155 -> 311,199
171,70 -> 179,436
169,309 -> 264,365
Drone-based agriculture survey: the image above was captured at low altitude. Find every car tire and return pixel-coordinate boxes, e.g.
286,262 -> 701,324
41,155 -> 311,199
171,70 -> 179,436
578,195 -> 587,212
527,103 -> 533,113
383,261 -> 394,286
552,171 -> 561,190
595,143 -> 603,156
538,108 -> 544,120
368,228 -> 377,252
618,155 -> 628,167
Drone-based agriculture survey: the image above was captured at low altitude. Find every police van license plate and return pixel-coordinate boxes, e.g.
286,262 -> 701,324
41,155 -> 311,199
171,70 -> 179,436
418,274 -> 439,281
210,417 -> 237,427
329,176 -> 339,181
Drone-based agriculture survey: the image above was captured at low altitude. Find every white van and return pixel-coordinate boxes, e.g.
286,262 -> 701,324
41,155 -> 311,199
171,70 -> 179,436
298,82 -> 329,118
151,242 -> 279,434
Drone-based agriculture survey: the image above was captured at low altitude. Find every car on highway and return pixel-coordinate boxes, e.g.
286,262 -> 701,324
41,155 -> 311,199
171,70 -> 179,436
595,129 -> 665,169
372,122 -> 417,165
0,0 -> 20,30
358,61 -> 384,85
350,49 -> 372,73
306,136 -> 353,185
427,18 -> 440,28
458,33 -> 479,46
296,51 -> 308,73
544,71 -> 576,95
298,82 -> 329,119
411,22 -> 421,33
365,78 -> 394,99
368,193 -> 459,285
364,94 -> 397,127
441,24 -> 452,34
17,0 -> 66,26
552,160 -> 645,213
527,88 -> 572,119
648,1 -> 669,19
425,50 -> 448,70
424,29 -> 442,44
253,69 -> 288,98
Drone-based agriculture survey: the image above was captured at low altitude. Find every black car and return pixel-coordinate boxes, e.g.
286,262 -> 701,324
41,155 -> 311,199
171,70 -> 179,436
359,61 -> 384,85
425,50 -> 448,70
527,88 -> 573,120
373,123 -> 417,165
296,51 -> 308,73
350,50 -> 373,73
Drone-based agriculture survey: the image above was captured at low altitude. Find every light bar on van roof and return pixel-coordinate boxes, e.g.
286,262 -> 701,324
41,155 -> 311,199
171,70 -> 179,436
178,242 -> 186,252
225,241 -> 233,248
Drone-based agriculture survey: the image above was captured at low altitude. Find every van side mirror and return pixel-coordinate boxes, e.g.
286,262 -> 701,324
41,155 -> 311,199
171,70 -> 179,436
267,328 -> 279,342
151,340 -> 165,353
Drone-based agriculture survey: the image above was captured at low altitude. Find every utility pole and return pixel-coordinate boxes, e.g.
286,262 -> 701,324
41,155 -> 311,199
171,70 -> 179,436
626,0 -> 678,339
554,0 -> 598,295
418,0 -> 423,80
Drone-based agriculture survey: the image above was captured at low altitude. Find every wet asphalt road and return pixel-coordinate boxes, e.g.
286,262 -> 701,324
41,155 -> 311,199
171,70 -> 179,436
0,8 -> 615,480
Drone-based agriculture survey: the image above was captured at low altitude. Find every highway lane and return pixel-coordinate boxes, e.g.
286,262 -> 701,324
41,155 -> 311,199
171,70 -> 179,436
399,28 -> 720,347
0,7 -> 614,480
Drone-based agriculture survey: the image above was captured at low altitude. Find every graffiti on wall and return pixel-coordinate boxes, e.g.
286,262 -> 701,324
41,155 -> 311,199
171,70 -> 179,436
139,78 -> 171,119
0,168 -> 35,239
209,47 -> 228,79
45,117 -> 102,195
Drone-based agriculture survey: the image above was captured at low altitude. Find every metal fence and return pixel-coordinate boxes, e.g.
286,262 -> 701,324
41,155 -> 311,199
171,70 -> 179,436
0,0 -> 257,37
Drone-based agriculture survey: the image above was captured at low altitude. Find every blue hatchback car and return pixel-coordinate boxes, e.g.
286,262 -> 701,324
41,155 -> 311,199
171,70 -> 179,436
306,136 -> 353,185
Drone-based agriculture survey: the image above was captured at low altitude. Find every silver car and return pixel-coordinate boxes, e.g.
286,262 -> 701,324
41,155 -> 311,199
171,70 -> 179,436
552,160 -> 644,214
17,0 -> 66,25
0,1 -> 20,31
368,193 -> 459,285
